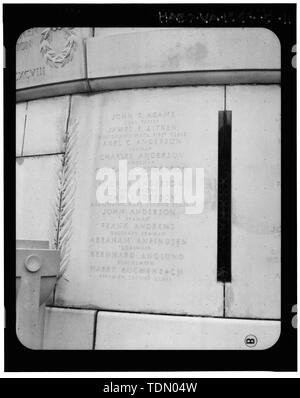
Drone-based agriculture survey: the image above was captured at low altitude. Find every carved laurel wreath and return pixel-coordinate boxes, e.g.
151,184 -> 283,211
40,28 -> 78,68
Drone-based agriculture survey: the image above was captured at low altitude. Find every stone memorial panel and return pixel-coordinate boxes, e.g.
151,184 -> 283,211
55,86 -> 225,316
16,28 -> 91,101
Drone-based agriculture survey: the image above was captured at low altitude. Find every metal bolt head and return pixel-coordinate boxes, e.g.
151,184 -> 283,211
24,255 -> 42,273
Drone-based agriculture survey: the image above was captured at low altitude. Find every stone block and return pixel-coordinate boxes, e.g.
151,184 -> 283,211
16,155 -> 62,242
16,28 -> 92,101
22,95 -> 70,155
95,311 -> 281,350
225,85 -> 281,319
43,307 -> 96,349
16,102 -> 27,156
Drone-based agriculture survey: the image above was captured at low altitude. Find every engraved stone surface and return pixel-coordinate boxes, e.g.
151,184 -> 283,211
87,28 -> 280,91
55,87 -> 224,315
16,28 -> 91,100
22,95 -> 70,155
16,155 -> 62,242
43,307 -> 96,349
16,102 -> 27,156
95,311 -> 281,350
226,85 -> 281,319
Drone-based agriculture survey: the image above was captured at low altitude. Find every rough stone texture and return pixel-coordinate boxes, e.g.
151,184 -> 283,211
95,311 -> 281,350
16,28 -> 92,100
22,96 -> 70,155
226,85 -> 281,319
16,102 -> 27,156
43,307 -> 96,349
55,87 -> 224,316
87,28 -> 280,90
16,155 -> 62,242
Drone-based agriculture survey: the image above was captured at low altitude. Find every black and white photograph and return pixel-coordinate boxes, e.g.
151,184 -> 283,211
2,2 -> 297,375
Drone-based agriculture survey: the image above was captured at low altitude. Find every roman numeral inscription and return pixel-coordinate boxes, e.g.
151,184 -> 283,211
16,67 -> 46,81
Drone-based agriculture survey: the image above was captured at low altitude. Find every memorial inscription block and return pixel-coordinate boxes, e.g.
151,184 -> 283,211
16,28 -> 91,101
55,87 -> 225,316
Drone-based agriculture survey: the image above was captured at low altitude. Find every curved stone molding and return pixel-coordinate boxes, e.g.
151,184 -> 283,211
16,28 -> 92,102
87,28 -> 281,91
17,28 -> 281,101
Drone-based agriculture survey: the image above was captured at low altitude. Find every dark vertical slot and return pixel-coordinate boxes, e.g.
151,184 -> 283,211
217,110 -> 232,282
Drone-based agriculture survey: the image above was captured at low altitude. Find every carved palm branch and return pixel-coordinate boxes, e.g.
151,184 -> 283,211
51,114 -> 78,278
